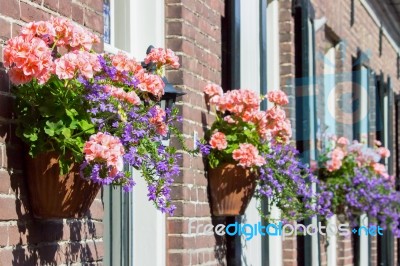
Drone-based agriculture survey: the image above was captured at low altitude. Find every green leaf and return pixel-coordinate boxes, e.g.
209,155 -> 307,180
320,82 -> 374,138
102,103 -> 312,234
44,128 -> 55,136
79,120 -> 94,133
66,108 -> 78,119
61,128 -> 71,138
69,120 -> 79,129
23,131 -> 38,141
44,120 -> 64,136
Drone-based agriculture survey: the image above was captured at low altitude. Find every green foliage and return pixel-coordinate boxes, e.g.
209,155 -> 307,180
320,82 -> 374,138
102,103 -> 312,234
13,77 -> 95,174
206,113 -> 267,169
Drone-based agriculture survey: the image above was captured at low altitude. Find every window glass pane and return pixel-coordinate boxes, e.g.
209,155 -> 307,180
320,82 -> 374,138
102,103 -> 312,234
103,0 -> 111,44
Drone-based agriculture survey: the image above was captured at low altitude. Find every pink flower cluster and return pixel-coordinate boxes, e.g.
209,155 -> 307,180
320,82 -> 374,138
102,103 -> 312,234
111,52 -> 143,75
324,136 -> 391,179
49,17 -> 99,50
3,36 -> 54,85
209,132 -> 228,150
204,86 -> 292,143
232,143 -> 266,168
204,84 -> 223,98
266,90 -> 289,105
210,89 -> 260,116
326,148 -> 345,172
83,132 -> 125,167
55,50 -> 101,80
136,71 -> 165,99
3,17 -> 100,85
150,106 -> 168,136
104,85 -> 141,105
144,48 -> 180,69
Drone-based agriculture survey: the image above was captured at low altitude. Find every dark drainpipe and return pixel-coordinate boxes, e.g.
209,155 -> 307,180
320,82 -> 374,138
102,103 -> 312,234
222,0 -> 241,265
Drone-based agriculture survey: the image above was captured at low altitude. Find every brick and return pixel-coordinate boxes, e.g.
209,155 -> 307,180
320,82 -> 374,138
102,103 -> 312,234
68,220 -> 102,241
0,0 -> 20,19
170,185 -> 191,200
0,170 -> 11,194
168,235 -> 196,249
43,0 -> 59,12
65,241 -> 103,263
0,17 -> 11,41
166,4 -> 182,19
168,252 -> 190,265
71,3 -> 84,24
58,0 -> 72,17
20,2 -> 51,22
23,221 -> 64,244
0,226 -> 8,246
88,199 -> 103,220
37,244 -> 64,265
81,0 -> 103,13
84,9 -> 103,33
167,219 -> 190,234
84,240 -> 104,262
0,197 -> 20,220
166,21 -> 183,36
0,247 -> 37,265
171,201 -> 196,217
12,23 -> 23,37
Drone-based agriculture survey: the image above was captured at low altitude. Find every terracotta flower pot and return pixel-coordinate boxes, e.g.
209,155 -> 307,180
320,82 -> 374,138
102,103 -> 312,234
208,163 -> 257,216
26,152 -> 101,219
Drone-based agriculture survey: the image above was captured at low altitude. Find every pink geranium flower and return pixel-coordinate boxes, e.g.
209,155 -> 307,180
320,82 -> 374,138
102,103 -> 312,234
372,162 -> 388,178
204,84 -> 223,98
136,70 -> 165,98
232,143 -> 266,168
209,132 -> 228,150
266,90 -> 289,105
144,48 -> 180,69
83,132 -> 125,167
149,106 -> 168,136
337,137 -> 349,146
377,147 -> 390,158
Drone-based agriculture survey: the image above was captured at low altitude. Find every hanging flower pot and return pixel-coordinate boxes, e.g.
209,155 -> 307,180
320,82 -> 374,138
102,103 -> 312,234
197,85 -> 329,221
208,163 -> 257,216
4,18 -> 186,216
26,152 -> 100,219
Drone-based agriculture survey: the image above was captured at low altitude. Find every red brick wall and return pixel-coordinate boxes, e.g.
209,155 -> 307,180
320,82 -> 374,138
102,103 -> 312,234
0,0 -> 104,265
336,235 -> 353,266
165,0 -> 226,265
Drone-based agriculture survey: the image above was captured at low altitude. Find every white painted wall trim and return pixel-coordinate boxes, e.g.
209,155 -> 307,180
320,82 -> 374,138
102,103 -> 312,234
240,0 -> 262,265
360,214 -> 369,266
267,1 -> 283,266
327,215 -> 337,266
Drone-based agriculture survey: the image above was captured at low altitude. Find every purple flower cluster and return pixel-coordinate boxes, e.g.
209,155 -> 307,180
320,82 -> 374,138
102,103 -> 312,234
341,169 -> 400,237
256,143 -> 333,221
77,54 -> 184,215
196,140 -> 211,156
